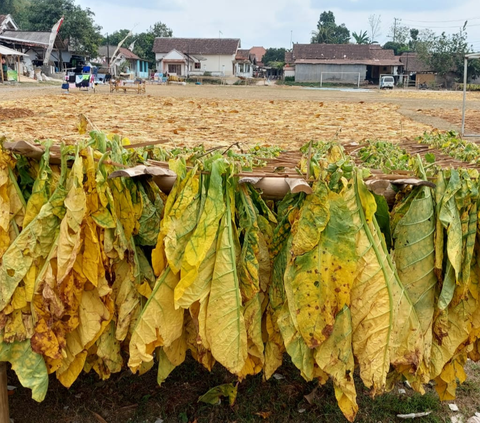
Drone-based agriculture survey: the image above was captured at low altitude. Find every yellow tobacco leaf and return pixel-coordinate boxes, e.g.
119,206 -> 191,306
346,178 -> 423,395
112,260 -> 139,342
264,307 -> 284,380
129,267 -> 183,372
356,173 -> 376,222
206,211 -> 247,375
22,141 -> 53,228
290,182 -> 330,256
0,332 -> 48,402
238,294 -> 264,379
314,306 -> 358,422
92,321 -> 123,380
162,169 -> 200,274
57,154 -> 86,284
175,229 -> 217,310
3,309 -> 27,343
285,191 -> 356,349
175,162 -> 226,304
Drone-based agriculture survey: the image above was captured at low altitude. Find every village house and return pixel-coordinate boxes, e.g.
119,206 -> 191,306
97,45 -> 149,78
234,49 -> 255,78
152,38 -> 240,77
0,14 -> 18,32
399,52 -> 436,87
286,43 -> 402,84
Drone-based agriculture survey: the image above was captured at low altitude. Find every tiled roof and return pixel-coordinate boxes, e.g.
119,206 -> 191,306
399,52 -> 433,73
235,49 -> 252,61
284,51 -> 293,64
153,38 -> 240,55
98,45 -> 141,60
249,46 -> 266,61
292,43 -> 401,66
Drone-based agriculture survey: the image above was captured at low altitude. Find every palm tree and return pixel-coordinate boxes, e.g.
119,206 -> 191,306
352,30 -> 370,44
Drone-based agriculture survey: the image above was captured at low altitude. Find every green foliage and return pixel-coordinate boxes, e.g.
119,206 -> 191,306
419,130 -> 480,164
352,30 -> 370,44
311,10 -> 351,44
263,48 -> 286,66
24,0 -> 102,57
100,22 -> 172,64
358,140 -> 412,171
0,0 -> 30,28
383,41 -> 410,55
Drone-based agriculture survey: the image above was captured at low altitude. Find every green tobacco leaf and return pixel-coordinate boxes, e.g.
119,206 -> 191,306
372,192 -> 392,251
175,159 -> 226,303
438,170 -> 462,310
205,178 -> 247,374
393,180 -> 437,376
0,333 -> 48,402
425,152 -> 436,163
198,383 -> 238,406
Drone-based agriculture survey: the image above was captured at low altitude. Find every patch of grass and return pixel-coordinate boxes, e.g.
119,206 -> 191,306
6,355 -> 479,423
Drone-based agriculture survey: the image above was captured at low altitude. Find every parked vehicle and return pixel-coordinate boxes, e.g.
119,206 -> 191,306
380,75 -> 394,89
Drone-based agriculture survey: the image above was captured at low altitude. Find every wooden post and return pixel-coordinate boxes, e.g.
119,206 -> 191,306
0,362 -> 10,423
17,56 -> 20,83
0,54 -> 4,84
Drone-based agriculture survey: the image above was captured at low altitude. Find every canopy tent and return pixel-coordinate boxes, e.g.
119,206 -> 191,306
461,52 -> 480,138
0,45 -> 26,83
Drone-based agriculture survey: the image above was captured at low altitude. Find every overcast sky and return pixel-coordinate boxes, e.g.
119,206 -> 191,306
77,0 -> 480,52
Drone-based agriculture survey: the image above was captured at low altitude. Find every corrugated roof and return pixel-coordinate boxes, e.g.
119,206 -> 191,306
399,52 -> 433,73
292,43 -> 401,66
0,45 -> 26,56
153,38 -> 240,55
0,30 -> 51,46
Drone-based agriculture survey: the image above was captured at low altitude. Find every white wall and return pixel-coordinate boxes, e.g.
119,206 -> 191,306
200,54 -> 235,75
235,62 -> 253,78
156,52 -> 235,76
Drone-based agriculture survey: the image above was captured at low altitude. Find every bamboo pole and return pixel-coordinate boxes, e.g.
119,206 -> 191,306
0,54 -> 4,83
0,362 -> 10,423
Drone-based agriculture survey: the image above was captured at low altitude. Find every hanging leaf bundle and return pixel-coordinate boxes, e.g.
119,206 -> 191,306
1,133 -> 480,422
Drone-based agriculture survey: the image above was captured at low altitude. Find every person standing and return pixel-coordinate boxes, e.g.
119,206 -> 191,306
1,58 -> 8,82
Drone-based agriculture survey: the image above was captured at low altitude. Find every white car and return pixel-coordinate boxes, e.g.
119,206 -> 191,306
380,76 -> 395,89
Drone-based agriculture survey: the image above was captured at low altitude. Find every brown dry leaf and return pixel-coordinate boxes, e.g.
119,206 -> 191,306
90,410 -> 108,423
255,411 -> 272,419
0,91 -> 433,150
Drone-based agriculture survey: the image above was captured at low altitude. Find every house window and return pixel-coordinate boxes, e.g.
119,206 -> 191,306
168,64 -> 181,75
194,62 -> 201,69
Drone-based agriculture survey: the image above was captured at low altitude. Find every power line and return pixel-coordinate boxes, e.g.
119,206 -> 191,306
401,17 -> 480,23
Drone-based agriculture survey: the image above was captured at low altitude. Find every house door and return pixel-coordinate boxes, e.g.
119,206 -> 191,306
168,64 -> 181,75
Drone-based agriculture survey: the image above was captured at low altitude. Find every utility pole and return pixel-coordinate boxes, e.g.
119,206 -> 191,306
393,17 -> 399,43
290,30 -> 293,48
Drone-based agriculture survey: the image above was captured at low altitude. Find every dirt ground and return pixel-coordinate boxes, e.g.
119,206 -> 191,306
1,83 -> 480,149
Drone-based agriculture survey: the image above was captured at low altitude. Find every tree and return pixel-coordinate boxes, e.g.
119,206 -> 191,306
133,21 -> 173,64
352,30 -> 370,45
388,18 -> 410,44
418,26 -> 480,83
368,14 -> 381,43
25,0 -> 102,57
0,0 -> 31,28
383,41 -> 409,55
311,11 -> 350,44
263,48 -> 286,66
101,29 -> 131,46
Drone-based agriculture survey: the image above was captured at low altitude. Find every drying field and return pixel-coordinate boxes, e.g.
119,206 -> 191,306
2,83 -> 479,148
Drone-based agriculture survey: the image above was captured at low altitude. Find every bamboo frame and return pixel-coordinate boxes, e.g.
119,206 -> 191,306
0,363 -> 9,423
